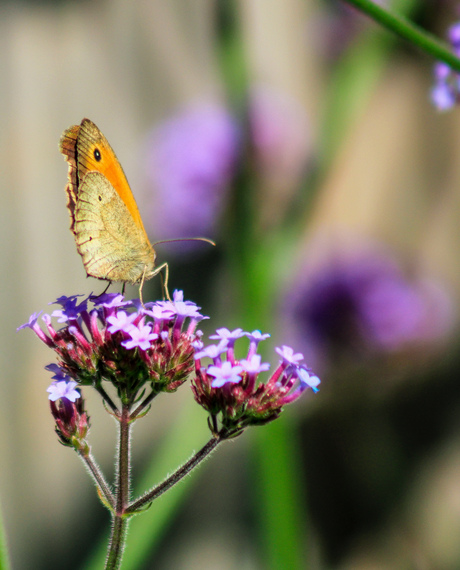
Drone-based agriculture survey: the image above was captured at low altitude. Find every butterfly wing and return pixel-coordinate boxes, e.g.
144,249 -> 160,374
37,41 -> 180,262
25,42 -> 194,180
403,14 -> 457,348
59,118 -> 146,235
74,171 -> 156,284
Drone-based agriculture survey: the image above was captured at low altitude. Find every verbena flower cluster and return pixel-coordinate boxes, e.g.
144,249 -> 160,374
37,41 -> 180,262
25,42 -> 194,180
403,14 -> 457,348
19,291 -> 320,439
193,328 -> 320,437
431,22 -> 460,111
19,291 -> 203,401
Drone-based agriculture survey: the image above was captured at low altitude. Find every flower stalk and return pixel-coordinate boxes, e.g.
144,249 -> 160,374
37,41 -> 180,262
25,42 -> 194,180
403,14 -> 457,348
126,435 -> 222,514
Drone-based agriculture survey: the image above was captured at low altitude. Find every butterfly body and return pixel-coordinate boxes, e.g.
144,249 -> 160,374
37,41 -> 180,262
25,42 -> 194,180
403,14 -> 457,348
60,118 -> 157,285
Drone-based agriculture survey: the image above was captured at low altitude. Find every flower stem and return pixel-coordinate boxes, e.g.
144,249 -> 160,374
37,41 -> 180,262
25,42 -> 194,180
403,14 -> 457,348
125,435 -> 221,514
104,515 -> 129,570
78,449 -> 115,510
344,0 -> 460,71
104,404 -> 132,569
117,404 -> 131,512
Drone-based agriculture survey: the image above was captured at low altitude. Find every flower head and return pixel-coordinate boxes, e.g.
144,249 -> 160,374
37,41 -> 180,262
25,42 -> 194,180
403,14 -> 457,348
20,291 -> 206,401
50,392 -> 90,449
192,330 -> 319,438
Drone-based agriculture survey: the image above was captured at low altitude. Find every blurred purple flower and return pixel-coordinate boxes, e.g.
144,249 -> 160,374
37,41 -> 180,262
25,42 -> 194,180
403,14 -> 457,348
146,103 -> 239,250
431,21 -> 460,111
282,247 -> 454,372
249,85 -> 311,191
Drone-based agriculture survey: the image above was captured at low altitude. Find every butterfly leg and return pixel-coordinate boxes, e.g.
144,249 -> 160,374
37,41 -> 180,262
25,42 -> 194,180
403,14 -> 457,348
148,262 -> 171,301
138,262 -> 171,305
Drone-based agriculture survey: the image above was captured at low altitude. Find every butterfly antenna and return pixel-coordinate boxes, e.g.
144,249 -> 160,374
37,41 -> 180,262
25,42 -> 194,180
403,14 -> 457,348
152,237 -> 216,248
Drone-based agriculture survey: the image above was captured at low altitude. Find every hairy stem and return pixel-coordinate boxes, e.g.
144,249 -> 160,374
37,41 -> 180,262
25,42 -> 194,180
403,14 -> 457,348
104,516 -> 129,570
78,449 -> 115,509
104,404 -> 132,569
126,435 -> 221,514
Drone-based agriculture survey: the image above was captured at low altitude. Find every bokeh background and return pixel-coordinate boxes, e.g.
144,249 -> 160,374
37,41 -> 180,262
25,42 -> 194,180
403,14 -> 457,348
4,0 -> 460,568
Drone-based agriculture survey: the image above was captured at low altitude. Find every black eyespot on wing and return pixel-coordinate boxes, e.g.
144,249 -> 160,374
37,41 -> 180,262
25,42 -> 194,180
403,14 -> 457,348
98,195 -> 102,202
94,148 -> 102,161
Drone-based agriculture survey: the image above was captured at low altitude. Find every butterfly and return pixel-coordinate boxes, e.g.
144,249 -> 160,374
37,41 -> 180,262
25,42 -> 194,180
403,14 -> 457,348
59,118 -> 168,301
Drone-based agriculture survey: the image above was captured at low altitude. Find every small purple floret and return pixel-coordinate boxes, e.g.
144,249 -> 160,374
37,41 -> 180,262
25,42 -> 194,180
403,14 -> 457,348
107,311 -> 138,334
47,380 -> 80,402
207,361 -> 244,388
121,323 -> 158,351
240,354 -> 270,374
275,345 -> 304,366
45,363 -> 70,382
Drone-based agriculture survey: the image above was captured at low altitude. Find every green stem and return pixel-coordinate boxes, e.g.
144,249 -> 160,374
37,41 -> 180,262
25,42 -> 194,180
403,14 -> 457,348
78,449 -> 115,510
344,0 -> 460,70
104,404 -> 132,569
125,435 -> 221,514
117,404 -> 131,513
105,516 -> 130,570
0,502 -> 11,570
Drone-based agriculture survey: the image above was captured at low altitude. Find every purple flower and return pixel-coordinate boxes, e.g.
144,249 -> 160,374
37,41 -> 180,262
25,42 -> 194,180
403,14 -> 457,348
194,341 -> 228,362
145,304 -> 175,323
121,323 -> 158,351
145,103 -> 239,250
431,21 -> 460,111
107,311 -> 139,334
246,330 -> 271,343
45,363 -> 70,382
297,367 -> 321,393
50,393 -> 89,448
448,22 -> 460,48
431,82 -> 456,112
20,291 -> 204,398
282,245 -> 454,372
50,295 -> 87,322
275,345 -> 304,367
249,85 -> 311,193
192,328 -> 319,437
158,290 -> 203,319
90,292 -> 127,309
207,361 -> 244,388
17,311 -> 42,331
47,380 -> 80,402
240,354 -> 270,375
210,328 -> 245,342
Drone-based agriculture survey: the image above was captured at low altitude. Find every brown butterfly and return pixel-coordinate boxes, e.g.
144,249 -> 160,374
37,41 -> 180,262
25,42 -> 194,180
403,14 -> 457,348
59,118 -> 168,301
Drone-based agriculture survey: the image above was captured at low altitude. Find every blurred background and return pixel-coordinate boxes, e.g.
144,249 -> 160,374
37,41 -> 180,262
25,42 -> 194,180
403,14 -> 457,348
4,0 -> 460,568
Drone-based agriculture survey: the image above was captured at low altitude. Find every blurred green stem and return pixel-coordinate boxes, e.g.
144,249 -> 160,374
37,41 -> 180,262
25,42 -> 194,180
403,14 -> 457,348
345,0 -> 460,70
0,505 -> 10,570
